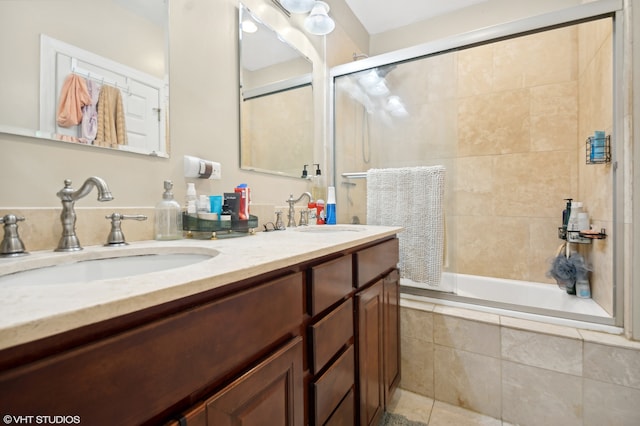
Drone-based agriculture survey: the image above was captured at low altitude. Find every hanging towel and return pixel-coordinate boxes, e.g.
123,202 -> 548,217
367,166 -> 446,287
80,79 -> 101,143
95,85 -> 127,148
56,74 -> 91,127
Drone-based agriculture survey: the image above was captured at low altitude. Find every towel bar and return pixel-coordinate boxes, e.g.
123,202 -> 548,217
341,172 -> 367,179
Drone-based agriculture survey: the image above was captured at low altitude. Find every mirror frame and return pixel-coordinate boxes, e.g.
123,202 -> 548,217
0,0 -> 170,157
238,2 -> 315,179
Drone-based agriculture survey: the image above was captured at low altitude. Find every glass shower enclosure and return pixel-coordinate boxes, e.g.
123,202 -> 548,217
330,2 -> 623,326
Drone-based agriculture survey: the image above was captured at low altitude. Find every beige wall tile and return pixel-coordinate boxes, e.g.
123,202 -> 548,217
529,217 -> 566,284
434,345 -> 501,418
530,82 -> 578,152
457,43 -> 494,98
500,316 -> 582,339
434,312 -> 500,357
493,26 -> 577,91
502,361 -> 582,426
401,336 -> 434,397
456,215 -> 531,280
454,156 -> 494,217
501,327 -> 582,375
458,89 -> 530,157
401,306 -> 434,343
583,379 -> 640,426
493,151 -> 576,219
579,329 -> 640,350
1,207 -> 155,251
428,400 -> 501,426
584,342 -> 640,389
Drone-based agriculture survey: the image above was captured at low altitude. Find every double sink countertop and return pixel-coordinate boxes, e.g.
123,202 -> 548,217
0,225 -> 401,351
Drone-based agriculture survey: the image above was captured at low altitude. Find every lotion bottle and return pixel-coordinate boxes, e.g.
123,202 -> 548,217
186,183 -> 197,216
155,180 -> 182,240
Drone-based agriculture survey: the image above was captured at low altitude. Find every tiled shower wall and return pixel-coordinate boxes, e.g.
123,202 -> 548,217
334,19 -> 614,312
400,301 -> 640,426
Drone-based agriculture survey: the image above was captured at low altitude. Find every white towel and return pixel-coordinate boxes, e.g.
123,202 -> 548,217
366,166 -> 446,287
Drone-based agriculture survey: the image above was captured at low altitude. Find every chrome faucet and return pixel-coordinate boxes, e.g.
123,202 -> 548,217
56,177 -> 114,252
286,192 -> 311,228
0,214 -> 28,257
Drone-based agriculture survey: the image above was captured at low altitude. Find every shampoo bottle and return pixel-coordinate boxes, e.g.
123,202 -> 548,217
567,201 -> 583,243
155,180 -> 182,240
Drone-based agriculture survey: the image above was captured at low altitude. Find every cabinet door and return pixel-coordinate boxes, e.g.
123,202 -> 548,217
383,269 -> 400,406
206,337 -> 304,426
355,280 -> 383,426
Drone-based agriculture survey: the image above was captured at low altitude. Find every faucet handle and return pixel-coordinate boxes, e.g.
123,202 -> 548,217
0,214 -> 28,257
298,210 -> 308,226
104,213 -> 148,246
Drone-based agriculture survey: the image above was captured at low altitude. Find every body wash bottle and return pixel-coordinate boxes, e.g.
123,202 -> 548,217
155,180 -> 182,240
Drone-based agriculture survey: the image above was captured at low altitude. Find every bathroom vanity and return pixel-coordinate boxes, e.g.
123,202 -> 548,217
0,226 -> 400,426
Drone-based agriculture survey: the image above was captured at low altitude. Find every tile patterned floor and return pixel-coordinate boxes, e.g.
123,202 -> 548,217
387,389 -> 517,426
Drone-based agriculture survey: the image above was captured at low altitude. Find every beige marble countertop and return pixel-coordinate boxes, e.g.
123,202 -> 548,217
0,225 -> 401,351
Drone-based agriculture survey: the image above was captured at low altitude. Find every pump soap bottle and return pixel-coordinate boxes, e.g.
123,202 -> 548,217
311,164 -> 326,203
155,180 -> 182,240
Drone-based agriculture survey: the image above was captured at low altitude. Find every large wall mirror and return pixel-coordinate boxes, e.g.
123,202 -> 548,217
0,0 -> 169,157
239,3 -> 314,178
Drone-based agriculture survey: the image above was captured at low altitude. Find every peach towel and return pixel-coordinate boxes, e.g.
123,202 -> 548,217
56,74 -> 91,127
95,85 -> 128,147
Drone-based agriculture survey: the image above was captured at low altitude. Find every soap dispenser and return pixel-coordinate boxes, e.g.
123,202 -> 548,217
311,164 -> 326,202
155,180 -> 182,240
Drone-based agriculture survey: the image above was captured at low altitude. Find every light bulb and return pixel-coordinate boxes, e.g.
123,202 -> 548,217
280,0 -> 315,14
303,1 -> 335,35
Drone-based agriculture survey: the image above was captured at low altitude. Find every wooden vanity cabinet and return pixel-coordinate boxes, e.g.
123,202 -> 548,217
355,238 -> 400,426
307,254 -> 355,426
0,272 -> 304,426
173,337 -> 304,426
0,235 -> 400,426
307,237 -> 400,426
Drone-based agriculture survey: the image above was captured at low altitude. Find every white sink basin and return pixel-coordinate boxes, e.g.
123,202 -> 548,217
0,246 -> 218,286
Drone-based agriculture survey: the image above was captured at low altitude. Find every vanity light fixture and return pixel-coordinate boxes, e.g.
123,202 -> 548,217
303,1 -> 335,35
280,0 -> 315,14
279,0 -> 335,36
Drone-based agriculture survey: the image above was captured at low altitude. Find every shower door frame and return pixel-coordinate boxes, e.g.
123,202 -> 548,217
328,0 -> 625,327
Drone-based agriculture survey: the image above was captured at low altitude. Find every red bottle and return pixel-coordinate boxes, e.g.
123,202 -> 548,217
316,199 -> 325,225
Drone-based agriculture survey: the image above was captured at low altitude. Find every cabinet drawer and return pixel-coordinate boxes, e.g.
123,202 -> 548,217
325,388 -> 354,426
0,273 -> 304,426
310,298 -> 353,374
312,345 -> 354,426
356,238 -> 399,288
310,255 -> 353,316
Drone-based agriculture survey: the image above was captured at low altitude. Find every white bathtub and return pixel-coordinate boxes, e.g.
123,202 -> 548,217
400,273 -> 621,333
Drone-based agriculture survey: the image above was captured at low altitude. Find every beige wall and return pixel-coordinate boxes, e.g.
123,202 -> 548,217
0,0 -> 322,223
0,0 -> 165,131
369,0 -> 584,56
